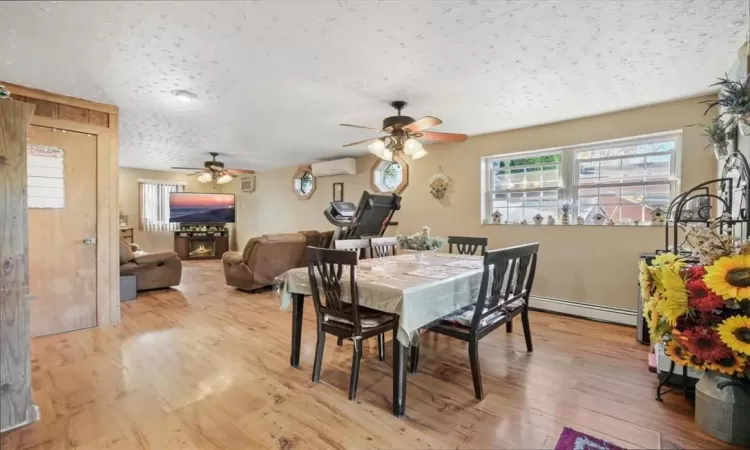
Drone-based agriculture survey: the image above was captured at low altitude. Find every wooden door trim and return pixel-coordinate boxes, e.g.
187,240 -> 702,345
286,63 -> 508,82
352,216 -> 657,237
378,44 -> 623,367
2,81 -> 119,115
28,117 -> 119,327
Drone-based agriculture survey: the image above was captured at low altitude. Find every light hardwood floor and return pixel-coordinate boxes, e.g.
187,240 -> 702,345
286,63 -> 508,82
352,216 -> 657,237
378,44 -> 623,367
0,260 -> 731,449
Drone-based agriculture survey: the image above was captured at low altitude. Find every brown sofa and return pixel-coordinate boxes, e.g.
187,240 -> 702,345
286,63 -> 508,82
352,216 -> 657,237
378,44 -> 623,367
120,239 -> 183,291
223,230 -> 333,291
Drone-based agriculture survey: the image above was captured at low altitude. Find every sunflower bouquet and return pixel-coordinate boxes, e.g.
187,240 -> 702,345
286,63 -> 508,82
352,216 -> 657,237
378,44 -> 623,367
640,231 -> 750,377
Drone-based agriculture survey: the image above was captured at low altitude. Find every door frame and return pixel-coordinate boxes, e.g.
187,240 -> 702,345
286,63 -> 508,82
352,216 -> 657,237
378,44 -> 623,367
28,115 -> 119,327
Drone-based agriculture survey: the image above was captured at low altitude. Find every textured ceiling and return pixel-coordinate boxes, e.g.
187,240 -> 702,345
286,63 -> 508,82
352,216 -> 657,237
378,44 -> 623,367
1,1 -> 748,171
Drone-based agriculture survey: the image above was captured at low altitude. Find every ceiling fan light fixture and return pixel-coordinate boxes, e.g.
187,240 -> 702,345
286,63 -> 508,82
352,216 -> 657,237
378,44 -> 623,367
382,147 -> 394,162
196,172 -> 212,183
216,174 -> 234,184
411,148 -> 428,160
404,138 -> 423,155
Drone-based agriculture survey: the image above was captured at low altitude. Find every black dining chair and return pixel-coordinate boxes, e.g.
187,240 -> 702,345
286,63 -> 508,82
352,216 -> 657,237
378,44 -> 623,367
306,247 -> 397,400
332,238 -> 380,348
448,236 -> 488,256
334,238 -> 371,259
411,243 -> 539,400
370,236 -> 399,258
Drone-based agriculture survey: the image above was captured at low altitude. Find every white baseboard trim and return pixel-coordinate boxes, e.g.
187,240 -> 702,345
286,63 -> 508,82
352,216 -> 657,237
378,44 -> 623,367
530,296 -> 638,326
0,404 -> 39,434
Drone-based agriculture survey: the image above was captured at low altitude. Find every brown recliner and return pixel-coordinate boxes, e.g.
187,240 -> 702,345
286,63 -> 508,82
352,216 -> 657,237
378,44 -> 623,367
223,233 -> 307,291
119,239 -> 182,291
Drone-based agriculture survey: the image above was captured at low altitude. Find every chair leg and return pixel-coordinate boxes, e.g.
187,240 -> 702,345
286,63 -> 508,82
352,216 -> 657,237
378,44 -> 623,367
348,338 -> 363,400
506,320 -> 513,333
468,339 -> 483,400
337,337 -> 344,346
521,309 -> 533,352
312,325 -> 326,383
377,334 -> 385,362
409,344 -> 419,375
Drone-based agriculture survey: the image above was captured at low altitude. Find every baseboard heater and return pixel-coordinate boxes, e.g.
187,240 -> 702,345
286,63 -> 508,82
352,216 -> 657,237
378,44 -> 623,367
529,296 -> 637,326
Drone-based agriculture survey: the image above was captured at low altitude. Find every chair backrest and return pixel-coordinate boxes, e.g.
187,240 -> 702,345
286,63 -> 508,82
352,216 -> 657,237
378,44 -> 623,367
306,247 -> 363,334
370,236 -> 398,258
333,238 -> 370,259
448,236 -> 488,256
472,243 -> 539,330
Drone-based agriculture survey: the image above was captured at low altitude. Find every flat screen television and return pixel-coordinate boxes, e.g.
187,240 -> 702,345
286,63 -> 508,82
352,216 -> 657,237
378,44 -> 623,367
169,192 -> 236,223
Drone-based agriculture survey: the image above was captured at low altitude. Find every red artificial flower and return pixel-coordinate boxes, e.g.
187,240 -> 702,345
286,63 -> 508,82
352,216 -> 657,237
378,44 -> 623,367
686,279 -> 725,312
680,329 -> 732,362
686,265 -> 707,281
689,295 -> 725,313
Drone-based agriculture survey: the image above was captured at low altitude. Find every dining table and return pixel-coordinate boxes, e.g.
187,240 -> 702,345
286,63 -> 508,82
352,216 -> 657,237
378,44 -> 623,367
278,251 -> 489,417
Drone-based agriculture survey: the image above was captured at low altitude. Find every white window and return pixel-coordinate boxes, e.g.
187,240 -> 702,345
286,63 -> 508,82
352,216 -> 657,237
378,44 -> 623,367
482,132 -> 681,224
139,180 -> 185,231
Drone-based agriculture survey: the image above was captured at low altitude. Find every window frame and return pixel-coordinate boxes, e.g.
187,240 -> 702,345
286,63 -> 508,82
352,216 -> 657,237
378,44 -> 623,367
481,131 -> 682,225
138,179 -> 186,232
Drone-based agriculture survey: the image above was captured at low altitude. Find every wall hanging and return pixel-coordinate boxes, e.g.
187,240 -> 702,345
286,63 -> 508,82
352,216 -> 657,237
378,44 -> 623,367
428,166 -> 451,200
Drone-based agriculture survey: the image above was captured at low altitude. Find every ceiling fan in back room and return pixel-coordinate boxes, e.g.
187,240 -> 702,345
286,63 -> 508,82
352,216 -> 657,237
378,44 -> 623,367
340,101 -> 468,161
171,152 -> 254,185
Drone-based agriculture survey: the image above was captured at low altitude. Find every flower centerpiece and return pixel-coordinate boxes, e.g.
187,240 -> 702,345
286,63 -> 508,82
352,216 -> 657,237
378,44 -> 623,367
640,227 -> 750,445
397,226 -> 447,263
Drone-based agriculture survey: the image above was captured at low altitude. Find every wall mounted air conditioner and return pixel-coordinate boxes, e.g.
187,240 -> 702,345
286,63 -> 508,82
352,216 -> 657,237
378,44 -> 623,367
311,158 -> 357,177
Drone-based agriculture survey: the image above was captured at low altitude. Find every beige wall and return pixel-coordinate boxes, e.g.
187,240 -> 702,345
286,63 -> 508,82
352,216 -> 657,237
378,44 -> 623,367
226,95 -> 717,311
119,168 -> 222,253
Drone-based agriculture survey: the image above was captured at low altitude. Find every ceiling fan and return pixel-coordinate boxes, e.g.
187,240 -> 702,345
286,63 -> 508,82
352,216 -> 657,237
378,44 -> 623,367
340,101 -> 468,161
171,152 -> 254,185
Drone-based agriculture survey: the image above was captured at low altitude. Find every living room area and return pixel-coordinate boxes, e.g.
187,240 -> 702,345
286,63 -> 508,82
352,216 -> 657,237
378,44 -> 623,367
2,1 -> 750,449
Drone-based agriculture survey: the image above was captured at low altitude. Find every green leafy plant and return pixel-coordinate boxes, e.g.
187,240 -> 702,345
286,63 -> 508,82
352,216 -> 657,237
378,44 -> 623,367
702,75 -> 750,124
397,227 -> 447,251
702,118 -> 729,149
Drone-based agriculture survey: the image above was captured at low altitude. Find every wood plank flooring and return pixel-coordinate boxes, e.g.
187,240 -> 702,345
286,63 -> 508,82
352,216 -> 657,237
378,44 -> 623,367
0,260 -> 732,449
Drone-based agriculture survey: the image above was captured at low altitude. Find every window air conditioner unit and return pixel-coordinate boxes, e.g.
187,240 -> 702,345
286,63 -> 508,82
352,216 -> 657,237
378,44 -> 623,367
311,158 -> 357,177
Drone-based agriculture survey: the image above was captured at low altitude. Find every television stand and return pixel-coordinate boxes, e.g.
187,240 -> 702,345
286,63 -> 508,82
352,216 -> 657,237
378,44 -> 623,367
174,224 -> 229,260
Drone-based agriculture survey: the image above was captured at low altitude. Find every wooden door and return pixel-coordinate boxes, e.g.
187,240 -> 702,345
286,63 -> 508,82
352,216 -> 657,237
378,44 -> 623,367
27,125 -> 98,337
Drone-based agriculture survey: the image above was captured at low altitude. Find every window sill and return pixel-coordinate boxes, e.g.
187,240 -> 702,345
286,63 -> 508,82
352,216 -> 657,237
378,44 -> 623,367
481,222 -> 664,228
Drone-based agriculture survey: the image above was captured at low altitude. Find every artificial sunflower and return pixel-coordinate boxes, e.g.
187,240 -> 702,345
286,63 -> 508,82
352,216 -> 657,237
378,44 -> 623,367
652,253 -> 685,268
707,353 -> 748,376
680,328 -> 732,362
638,259 -> 653,300
717,315 -> 750,354
655,264 -> 689,325
665,339 -> 692,366
705,254 -> 750,300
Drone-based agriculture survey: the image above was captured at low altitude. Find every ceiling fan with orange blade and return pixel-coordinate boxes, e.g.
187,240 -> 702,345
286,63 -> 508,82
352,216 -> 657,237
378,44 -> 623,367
340,101 -> 468,161
171,152 -> 254,185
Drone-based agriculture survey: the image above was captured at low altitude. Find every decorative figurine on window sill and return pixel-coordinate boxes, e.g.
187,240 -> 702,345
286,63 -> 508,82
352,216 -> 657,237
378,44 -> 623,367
576,216 -> 585,225
491,210 -> 503,224
633,219 -> 640,226
650,207 -> 666,226
532,213 -> 544,225
607,218 -> 616,226
560,199 -> 574,225
546,215 -> 556,225
521,219 -> 528,225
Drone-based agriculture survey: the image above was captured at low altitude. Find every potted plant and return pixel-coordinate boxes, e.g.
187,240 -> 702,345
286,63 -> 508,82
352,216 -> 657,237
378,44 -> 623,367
397,226 -> 447,263
703,118 -> 730,160
640,227 -> 750,446
703,75 -> 750,136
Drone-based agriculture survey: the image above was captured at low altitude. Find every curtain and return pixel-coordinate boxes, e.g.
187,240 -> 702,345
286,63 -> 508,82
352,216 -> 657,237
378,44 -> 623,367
139,182 -> 184,232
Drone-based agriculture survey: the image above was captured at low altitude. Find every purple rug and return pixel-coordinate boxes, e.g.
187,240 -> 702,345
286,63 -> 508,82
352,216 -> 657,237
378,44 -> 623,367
555,427 -> 625,450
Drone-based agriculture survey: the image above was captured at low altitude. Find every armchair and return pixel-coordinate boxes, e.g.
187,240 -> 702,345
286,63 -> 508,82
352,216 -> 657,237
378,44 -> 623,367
119,238 -> 182,291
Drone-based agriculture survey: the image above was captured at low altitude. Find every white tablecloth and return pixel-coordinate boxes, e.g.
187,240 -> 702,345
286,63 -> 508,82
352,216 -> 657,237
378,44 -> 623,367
279,253 -> 487,346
